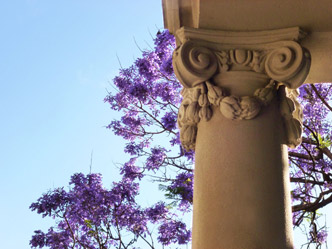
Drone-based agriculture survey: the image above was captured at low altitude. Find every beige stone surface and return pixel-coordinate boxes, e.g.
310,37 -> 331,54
194,98 -> 293,249
163,0 -> 332,32
302,32 -> 332,83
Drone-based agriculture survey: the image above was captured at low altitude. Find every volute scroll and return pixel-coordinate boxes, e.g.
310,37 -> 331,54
173,27 -> 311,151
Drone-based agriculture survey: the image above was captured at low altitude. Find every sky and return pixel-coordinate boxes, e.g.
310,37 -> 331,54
0,1 -> 330,248
0,1 -> 167,248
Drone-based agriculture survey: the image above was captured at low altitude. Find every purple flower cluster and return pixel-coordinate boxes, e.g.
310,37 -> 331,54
158,220 -> 191,245
104,30 -> 180,141
120,158 -> 143,181
161,112 -> 177,131
30,173 -> 191,248
167,172 -> 194,211
30,230 -> 46,248
146,202 -> 168,223
135,51 -> 160,81
154,30 -> 175,63
30,188 -> 69,218
316,229 -> 328,244
146,147 -> 167,171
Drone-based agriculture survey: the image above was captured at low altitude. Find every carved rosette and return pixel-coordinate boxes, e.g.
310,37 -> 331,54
173,27 -> 311,151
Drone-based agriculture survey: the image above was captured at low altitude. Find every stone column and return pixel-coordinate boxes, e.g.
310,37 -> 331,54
173,27 -> 311,249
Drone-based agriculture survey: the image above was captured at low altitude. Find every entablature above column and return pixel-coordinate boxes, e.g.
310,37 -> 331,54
163,0 -> 332,84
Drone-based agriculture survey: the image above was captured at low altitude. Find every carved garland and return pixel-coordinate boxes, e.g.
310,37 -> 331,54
173,40 -> 310,151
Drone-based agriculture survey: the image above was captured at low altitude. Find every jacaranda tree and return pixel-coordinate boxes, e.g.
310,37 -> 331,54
31,30 -> 332,248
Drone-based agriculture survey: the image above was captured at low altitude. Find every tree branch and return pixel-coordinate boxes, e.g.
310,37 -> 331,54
310,84 -> 332,112
292,190 -> 332,212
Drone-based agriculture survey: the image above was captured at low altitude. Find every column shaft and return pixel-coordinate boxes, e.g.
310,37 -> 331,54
193,98 -> 293,249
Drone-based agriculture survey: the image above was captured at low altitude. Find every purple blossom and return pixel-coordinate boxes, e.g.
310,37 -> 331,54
158,220 -> 191,245
153,81 -> 182,104
154,30 -> 176,61
316,229 -> 328,244
135,51 -> 160,81
30,188 -> 69,218
128,81 -> 149,101
30,230 -> 46,248
168,172 -> 194,210
170,132 -> 181,146
160,56 -> 174,76
124,141 -> 149,156
184,149 -> 195,162
124,142 -> 142,155
161,112 -> 177,131
146,202 -> 168,223
120,158 -> 143,181
146,147 -> 167,171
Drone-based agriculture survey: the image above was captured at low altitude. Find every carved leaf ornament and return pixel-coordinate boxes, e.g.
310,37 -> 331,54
173,28 -> 311,151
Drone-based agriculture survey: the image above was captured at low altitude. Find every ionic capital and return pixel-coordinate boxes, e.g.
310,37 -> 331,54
173,27 -> 311,151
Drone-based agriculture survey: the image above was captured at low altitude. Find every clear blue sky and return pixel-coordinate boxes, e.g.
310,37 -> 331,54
0,1 -> 330,248
0,1 -> 166,248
